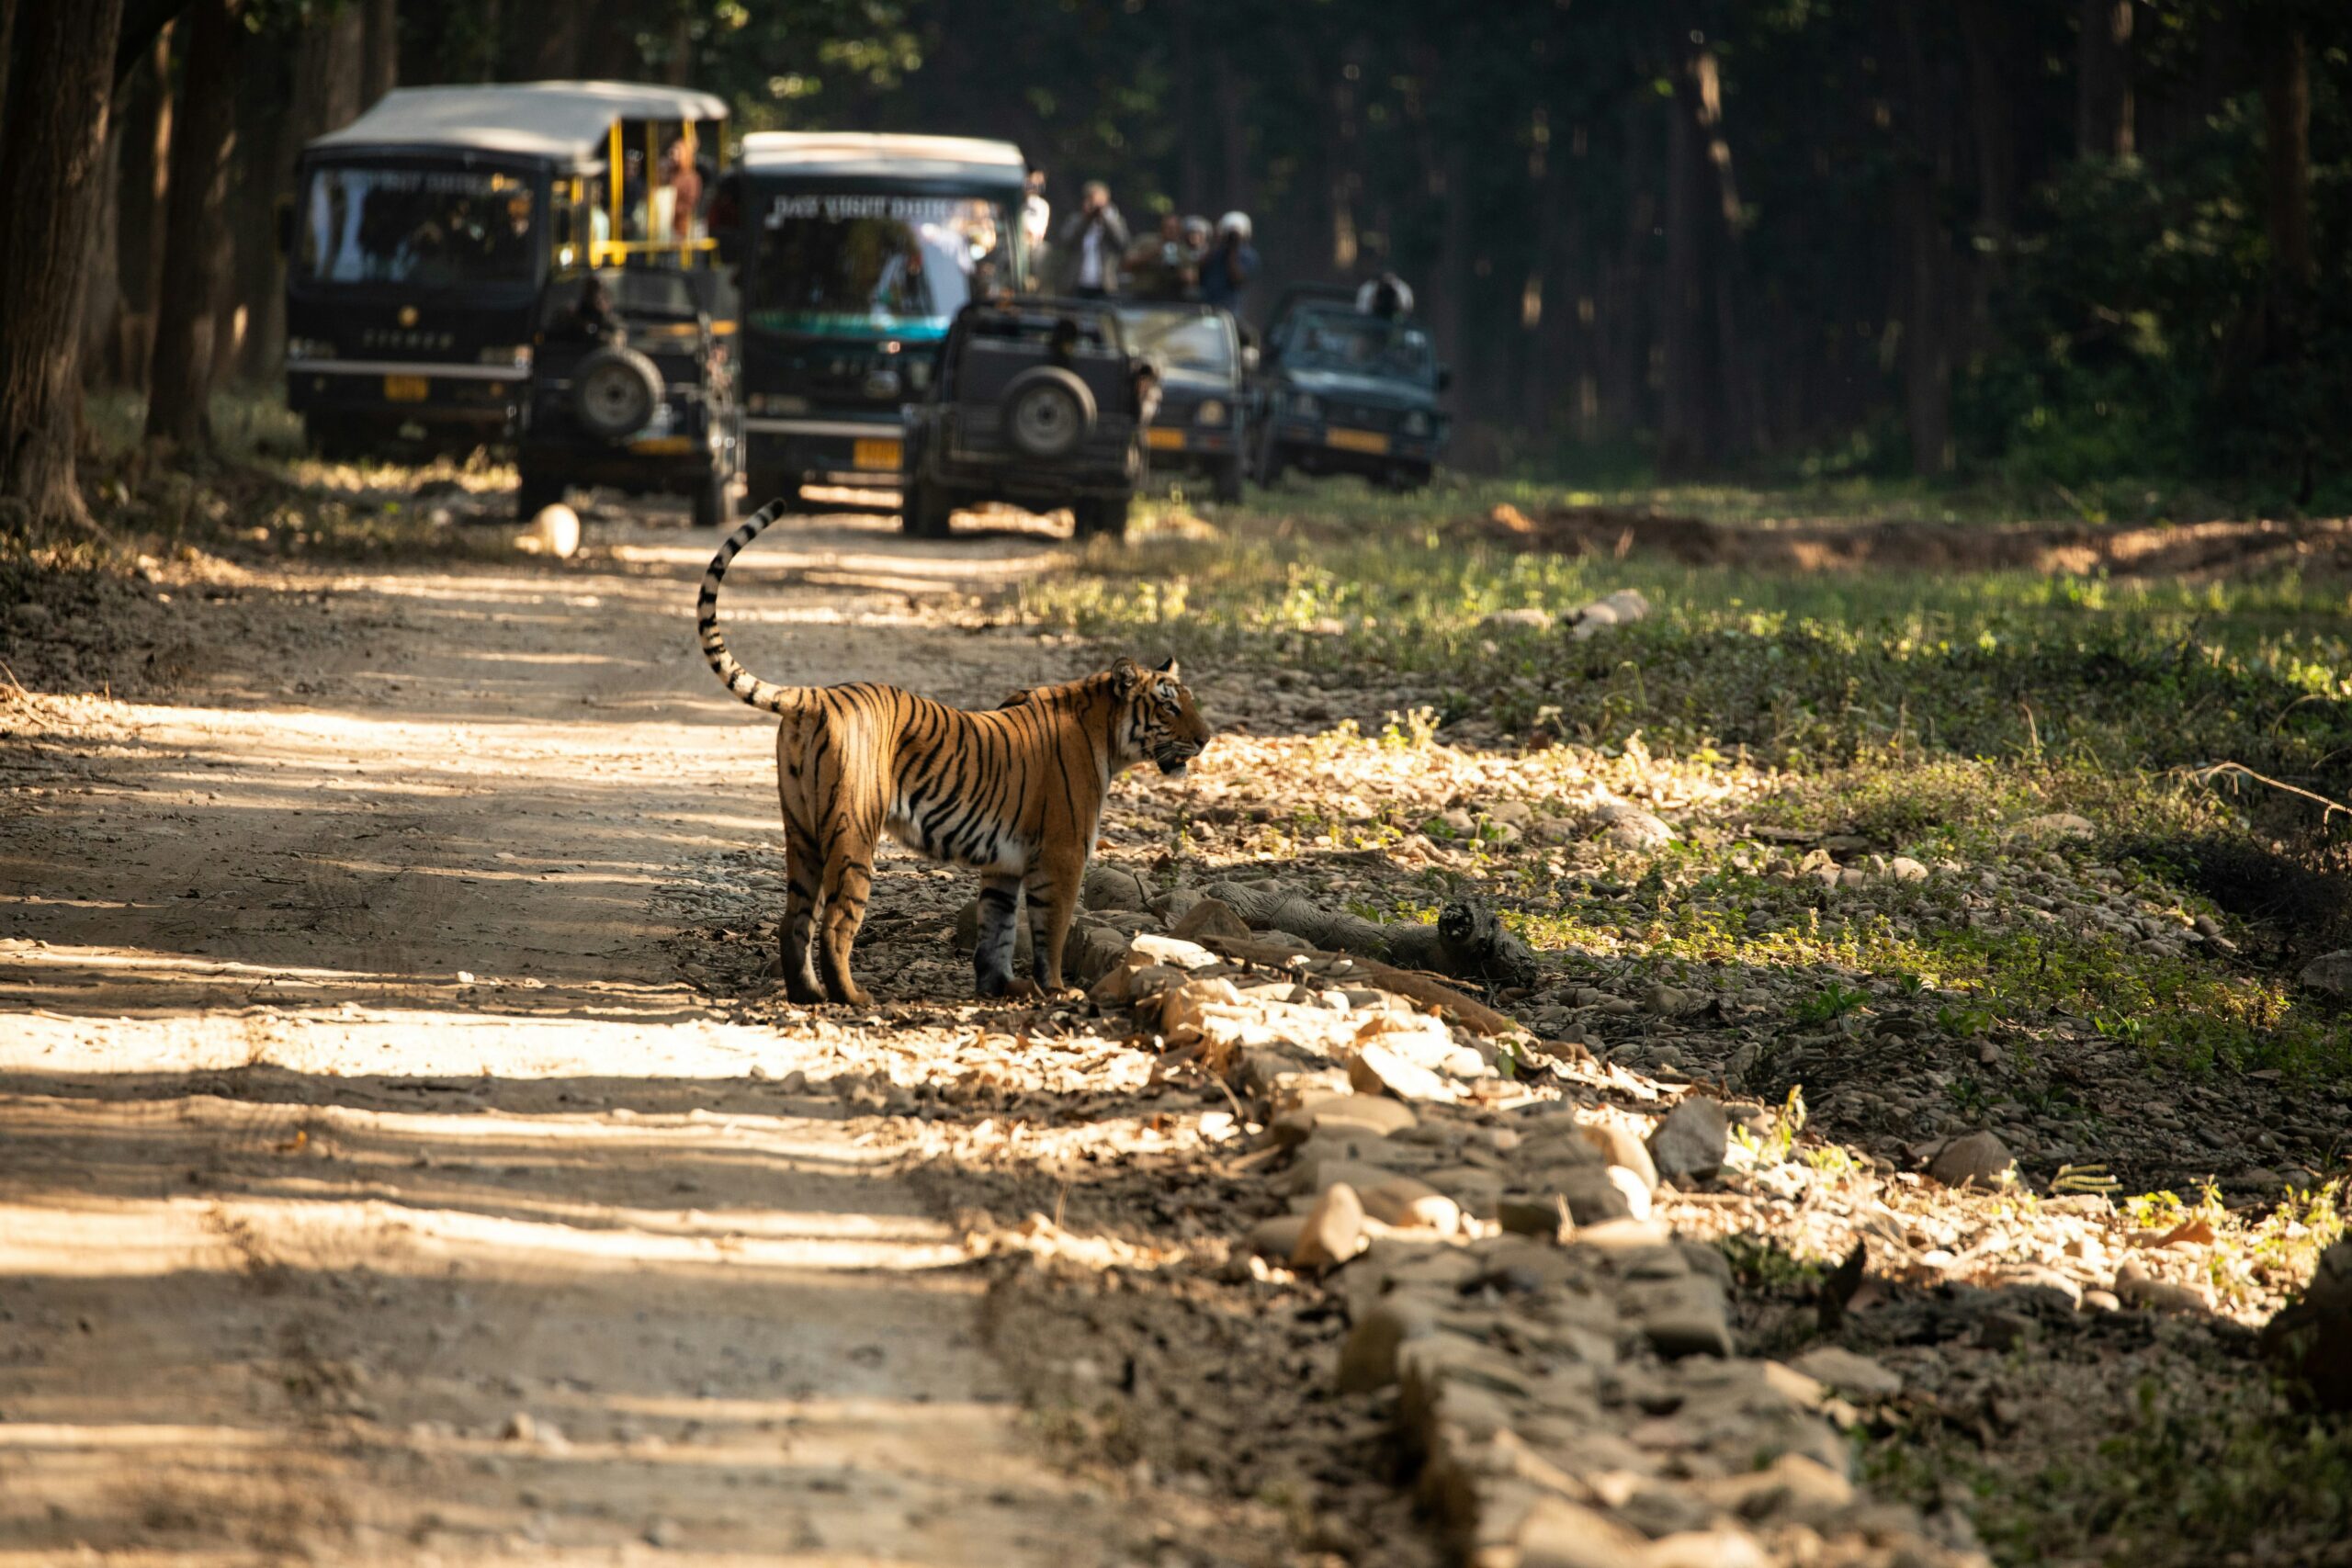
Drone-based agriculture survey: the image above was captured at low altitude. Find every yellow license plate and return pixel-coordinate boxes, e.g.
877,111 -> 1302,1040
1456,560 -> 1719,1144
1327,426 -> 1389,456
628,435 -> 695,456
383,375 -> 430,402
853,437 -> 902,471
1145,426 -> 1186,451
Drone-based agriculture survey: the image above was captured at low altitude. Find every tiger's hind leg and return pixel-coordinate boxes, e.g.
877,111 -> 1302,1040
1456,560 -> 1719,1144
814,821 -> 881,1007
971,872 -> 1025,998
778,818 -> 825,1005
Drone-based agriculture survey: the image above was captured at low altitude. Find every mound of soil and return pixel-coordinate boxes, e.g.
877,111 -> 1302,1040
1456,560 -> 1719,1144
1465,504 -> 2352,579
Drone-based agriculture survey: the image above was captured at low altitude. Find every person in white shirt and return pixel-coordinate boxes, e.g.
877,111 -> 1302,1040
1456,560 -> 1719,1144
1055,181 -> 1128,297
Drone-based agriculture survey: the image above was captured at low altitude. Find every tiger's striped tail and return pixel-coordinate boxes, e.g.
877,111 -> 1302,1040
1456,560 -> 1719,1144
697,500 -> 804,715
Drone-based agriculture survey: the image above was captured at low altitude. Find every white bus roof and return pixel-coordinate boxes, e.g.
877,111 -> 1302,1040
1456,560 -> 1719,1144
740,131 -> 1027,186
309,82 -> 729,164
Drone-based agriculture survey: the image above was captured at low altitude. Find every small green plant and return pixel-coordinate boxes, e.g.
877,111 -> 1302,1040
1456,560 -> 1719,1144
1803,1142 -> 1859,1177
1792,981 -> 1871,1023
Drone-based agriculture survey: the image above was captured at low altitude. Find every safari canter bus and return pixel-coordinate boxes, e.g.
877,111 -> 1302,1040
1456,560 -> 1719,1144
713,132 -> 1030,507
285,81 -> 728,456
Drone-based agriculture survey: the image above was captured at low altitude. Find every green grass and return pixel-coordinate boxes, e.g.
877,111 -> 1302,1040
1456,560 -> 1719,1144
1039,509 -> 2352,788
1865,1374 -> 2352,1568
1048,493 -> 2352,1082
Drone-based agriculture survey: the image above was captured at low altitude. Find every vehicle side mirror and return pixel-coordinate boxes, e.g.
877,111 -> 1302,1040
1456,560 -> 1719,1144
1436,364 -> 1453,392
274,197 -> 293,258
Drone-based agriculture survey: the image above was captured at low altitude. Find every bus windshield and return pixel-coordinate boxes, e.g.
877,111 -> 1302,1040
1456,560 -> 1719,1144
745,192 -> 1012,336
300,164 -> 540,287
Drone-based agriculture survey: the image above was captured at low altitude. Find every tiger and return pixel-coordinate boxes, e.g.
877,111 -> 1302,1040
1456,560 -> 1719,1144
696,501 -> 1212,1006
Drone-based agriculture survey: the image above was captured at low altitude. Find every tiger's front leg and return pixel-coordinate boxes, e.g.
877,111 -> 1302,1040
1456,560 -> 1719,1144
1024,851 -> 1086,992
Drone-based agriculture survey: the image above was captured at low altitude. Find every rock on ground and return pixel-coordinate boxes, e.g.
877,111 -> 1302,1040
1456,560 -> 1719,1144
1647,1096 -> 1728,1184
1928,1131 -> 2015,1190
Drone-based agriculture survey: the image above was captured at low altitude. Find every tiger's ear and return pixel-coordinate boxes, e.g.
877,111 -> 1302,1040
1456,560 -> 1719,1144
1110,656 -> 1144,694
1156,656 -> 1181,682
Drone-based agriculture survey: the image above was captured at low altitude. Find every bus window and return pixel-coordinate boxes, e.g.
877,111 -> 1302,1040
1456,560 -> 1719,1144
745,194 -> 1012,333
301,165 -> 539,287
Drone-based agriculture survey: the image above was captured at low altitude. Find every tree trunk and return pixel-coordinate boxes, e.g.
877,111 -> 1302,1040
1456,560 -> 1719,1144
1214,49 -> 1250,221
81,108 -> 127,388
115,30 -> 173,392
360,0 -> 397,109
2262,18 -> 2312,292
1894,3 -> 1955,476
1956,0 -> 2014,243
1658,30 -> 1716,473
526,0 -> 583,79
0,0 -> 18,137
1431,140 -> 1469,412
0,0 -> 129,529
145,0 -> 241,450
2075,0 -> 2132,159
1173,0 -> 1202,214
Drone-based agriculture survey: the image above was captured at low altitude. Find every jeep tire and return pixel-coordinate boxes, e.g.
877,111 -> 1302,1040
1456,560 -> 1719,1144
692,465 -> 732,529
901,477 -> 955,539
1000,367 -> 1096,460
1072,494 -> 1130,543
572,345 -> 663,441
1211,452 -> 1246,504
1252,421 -> 1286,486
305,413 -> 368,464
515,468 -> 565,521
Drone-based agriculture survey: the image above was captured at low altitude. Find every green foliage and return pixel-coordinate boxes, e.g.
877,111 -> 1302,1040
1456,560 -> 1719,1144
1962,72 -> 2352,502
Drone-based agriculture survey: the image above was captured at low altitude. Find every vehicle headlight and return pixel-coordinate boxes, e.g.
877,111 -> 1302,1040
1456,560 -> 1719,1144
481,345 -> 531,369
1288,393 -> 1321,421
1195,399 -> 1227,426
288,338 -> 336,360
1403,410 -> 1431,438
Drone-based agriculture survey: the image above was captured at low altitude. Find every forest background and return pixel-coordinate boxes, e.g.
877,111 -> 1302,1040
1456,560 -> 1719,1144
4,0 -> 2349,526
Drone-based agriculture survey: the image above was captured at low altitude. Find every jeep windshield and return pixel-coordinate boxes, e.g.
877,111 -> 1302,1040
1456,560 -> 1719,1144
1114,306 -> 1232,377
744,193 -> 1012,337
1283,310 -> 1436,387
299,163 -> 540,287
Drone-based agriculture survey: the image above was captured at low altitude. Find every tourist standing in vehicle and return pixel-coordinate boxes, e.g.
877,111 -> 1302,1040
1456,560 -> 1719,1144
1199,210 -> 1258,311
1126,212 -> 1197,301
1023,168 -> 1052,276
1357,269 -> 1416,319
1057,181 -> 1128,298
664,136 -> 704,242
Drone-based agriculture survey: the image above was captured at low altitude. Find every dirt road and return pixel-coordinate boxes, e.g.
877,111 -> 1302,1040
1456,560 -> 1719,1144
0,511 -> 1172,1563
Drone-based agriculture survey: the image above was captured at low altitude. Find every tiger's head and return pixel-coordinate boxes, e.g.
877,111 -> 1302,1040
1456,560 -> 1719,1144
1109,655 -> 1211,777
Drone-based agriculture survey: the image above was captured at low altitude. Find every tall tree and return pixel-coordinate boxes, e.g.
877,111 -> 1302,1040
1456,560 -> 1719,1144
360,0 -> 397,108
2075,0 -> 2134,158
145,0 -> 243,449
0,0 -> 130,528
2260,13 -> 2313,292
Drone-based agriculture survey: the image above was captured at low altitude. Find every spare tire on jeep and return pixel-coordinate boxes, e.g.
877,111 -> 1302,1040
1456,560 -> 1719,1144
572,345 -> 663,441
1000,367 -> 1096,459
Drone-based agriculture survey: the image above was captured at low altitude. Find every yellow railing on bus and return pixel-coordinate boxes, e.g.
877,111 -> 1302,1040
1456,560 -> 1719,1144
584,236 -> 718,268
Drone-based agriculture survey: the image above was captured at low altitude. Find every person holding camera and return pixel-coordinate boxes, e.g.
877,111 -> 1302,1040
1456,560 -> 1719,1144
1199,211 -> 1258,311
1055,180 -> 1130,298
1125,212 -> 1199,301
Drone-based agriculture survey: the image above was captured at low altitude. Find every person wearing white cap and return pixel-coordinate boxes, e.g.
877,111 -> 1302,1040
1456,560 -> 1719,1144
1200,210 -> 1258,310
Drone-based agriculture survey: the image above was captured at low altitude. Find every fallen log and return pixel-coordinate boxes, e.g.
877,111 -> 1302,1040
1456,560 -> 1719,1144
1197,933 -> 1524,1038
1195,881 -> 1539,988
